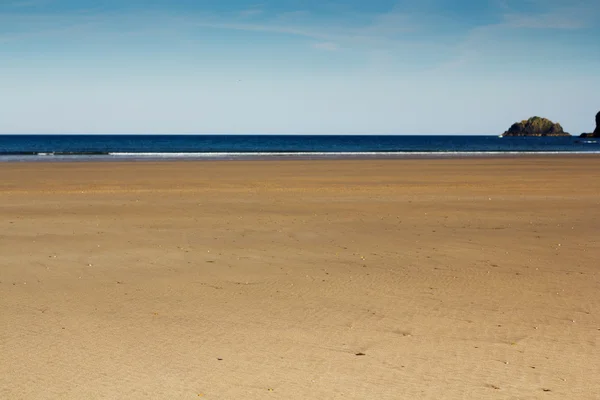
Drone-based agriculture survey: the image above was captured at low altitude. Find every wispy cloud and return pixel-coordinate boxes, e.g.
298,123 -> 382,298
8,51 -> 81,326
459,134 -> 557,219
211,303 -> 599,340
427,0 -> 600,74
503,13 -> 584,29
0,5 -> 416,49
312,41 -> 339,51
501,8 -> 591,30
2,0 -> 598,73
4,0 -> 50,7
501,0 -> 599,29
239,7 -> 263,18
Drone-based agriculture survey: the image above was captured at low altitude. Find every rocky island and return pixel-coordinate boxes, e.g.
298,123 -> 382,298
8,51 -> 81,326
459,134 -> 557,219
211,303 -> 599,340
579,111 -> 600,138
502,116 -> 570,137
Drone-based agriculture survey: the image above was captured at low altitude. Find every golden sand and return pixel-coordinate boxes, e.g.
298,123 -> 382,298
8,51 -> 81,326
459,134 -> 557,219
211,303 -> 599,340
1,157 -> 599,399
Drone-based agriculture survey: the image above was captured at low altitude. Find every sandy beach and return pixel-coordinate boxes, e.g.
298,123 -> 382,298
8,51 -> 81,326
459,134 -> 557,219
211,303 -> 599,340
1,157 -> 599,399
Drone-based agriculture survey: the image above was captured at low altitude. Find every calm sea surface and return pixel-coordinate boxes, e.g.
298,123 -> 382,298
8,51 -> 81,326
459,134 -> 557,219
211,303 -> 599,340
1,135 -> 599,162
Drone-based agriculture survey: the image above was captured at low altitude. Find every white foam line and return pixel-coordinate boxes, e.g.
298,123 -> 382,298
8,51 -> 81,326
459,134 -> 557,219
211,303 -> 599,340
108,151 -> 600,157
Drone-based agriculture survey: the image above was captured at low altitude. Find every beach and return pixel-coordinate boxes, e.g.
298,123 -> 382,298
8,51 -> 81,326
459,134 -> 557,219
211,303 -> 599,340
1,157 -> 599,399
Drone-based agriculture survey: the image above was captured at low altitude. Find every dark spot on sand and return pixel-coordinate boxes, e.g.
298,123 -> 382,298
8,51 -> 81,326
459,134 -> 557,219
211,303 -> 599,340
355,352 -> 366,356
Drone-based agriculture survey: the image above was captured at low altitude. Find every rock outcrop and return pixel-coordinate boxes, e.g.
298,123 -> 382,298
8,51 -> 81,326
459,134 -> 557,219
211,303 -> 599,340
579,111 -> 600,138
502,116 -> 570,137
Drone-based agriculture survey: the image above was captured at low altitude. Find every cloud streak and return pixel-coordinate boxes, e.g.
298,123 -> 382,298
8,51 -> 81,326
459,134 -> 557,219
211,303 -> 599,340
0,5 -> 417,48
1,0 -> 598,72
312,41 -> 338,51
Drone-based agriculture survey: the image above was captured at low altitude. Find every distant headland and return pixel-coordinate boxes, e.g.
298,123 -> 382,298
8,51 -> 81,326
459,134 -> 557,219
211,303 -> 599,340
502,117 -> 570,137
579,111 -> 600,138
501,112 -> 600,138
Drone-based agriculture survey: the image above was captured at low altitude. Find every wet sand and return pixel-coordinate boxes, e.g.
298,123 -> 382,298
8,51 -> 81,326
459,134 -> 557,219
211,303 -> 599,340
1,157 -> 599,399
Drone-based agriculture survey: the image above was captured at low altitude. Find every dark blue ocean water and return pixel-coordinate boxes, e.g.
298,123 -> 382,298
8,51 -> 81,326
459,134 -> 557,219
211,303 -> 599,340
1,135 -> 599,161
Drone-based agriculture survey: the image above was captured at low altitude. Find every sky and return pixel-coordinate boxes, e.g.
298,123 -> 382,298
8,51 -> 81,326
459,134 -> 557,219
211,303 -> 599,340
0,0 -> 599,134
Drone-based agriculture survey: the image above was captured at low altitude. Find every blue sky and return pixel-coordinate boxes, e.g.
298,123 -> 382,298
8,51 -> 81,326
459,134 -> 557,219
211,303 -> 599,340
0,0 -> 599,134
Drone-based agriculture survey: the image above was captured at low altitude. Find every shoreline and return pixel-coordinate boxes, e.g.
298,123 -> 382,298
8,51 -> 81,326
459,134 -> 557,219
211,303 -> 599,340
1,151 -> 600,163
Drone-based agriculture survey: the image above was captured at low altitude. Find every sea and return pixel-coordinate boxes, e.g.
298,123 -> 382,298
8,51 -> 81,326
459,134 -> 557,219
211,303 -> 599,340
1,134 -> 599,162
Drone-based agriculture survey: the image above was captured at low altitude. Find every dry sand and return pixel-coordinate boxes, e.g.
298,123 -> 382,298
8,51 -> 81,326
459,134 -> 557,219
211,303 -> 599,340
1,157 -> 599,399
